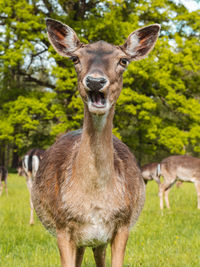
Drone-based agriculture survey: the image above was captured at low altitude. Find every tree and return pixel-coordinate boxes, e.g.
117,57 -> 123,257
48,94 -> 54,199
0,0 -> 200,166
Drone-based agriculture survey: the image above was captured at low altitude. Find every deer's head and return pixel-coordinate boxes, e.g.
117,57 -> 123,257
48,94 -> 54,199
46,19 -> 160,115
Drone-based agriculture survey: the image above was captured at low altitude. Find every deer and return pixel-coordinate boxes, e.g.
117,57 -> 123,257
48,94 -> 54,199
22,148 -> 44,224
141,161 -> 177,209
32,18 -> 160,267
141,162 -> 161,185
157,155 -> 200,210
0,166 -> 8,196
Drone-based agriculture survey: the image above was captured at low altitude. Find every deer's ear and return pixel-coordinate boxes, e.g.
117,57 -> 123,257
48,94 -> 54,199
121,24 -> 160,61
46,19 -> 82,57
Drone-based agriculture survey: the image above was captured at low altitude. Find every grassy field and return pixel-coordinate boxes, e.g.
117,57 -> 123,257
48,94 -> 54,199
0,173 -> 200,267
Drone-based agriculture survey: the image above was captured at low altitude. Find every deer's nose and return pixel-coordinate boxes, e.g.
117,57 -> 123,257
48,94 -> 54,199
86,76 -> 107,91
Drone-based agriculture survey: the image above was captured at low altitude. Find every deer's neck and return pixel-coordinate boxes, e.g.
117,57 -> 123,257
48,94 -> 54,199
74,105 -> 115,188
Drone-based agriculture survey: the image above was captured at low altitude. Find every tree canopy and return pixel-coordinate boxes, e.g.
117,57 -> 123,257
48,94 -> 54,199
0,0 -> 200,166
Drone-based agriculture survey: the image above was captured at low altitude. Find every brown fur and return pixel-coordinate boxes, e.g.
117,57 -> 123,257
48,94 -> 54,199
33,129 -> 144,235
141,162 -> 160,184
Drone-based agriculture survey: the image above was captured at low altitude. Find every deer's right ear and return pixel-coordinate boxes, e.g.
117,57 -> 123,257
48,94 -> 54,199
46,19 -> 82,57
121,24 -> 160,61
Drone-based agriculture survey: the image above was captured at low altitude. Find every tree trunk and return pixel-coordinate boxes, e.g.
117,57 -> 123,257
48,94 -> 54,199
0,143 -> 6,166
12,146 -> 19,169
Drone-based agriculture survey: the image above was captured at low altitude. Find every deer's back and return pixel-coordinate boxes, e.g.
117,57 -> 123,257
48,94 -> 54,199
161,155 -> 200,181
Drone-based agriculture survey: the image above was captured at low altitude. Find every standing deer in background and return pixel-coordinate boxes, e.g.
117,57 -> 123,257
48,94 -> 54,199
0,166 -> 8,196
32,19 -> 160,267
158,155 -> 200,210
22,148 -> 44,224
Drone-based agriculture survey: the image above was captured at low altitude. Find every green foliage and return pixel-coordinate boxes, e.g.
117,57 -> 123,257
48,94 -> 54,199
0,120 -> 14,142
158,126 -> 188,154
0,0 -> 200,164
0,93 -> 59,154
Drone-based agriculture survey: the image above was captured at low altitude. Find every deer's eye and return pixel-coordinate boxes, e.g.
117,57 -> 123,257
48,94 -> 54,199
119,58 -> 129,67
71,56 -> 79,65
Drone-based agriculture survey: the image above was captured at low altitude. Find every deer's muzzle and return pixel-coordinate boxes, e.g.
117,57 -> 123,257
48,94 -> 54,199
86,76 -> 107,91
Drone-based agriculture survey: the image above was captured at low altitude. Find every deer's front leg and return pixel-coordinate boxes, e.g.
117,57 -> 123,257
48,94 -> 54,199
164,187 -> 171,209
57,229 -> 77,267
158,184 -> 164,210
111,226 -> 129,267
29,197 -> 34,225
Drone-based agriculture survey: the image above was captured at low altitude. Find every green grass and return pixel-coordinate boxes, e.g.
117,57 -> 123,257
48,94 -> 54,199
0,174 -> 200,267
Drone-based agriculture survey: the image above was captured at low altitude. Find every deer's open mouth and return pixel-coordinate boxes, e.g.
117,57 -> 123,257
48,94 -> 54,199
87,90 -> 110,115
88,91 -> 106,108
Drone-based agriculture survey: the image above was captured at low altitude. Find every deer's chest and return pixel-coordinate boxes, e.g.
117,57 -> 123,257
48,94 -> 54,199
75,206 -> 114,247
60,186 -> 126,247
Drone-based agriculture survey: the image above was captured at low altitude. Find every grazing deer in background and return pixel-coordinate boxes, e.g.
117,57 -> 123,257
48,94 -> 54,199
157,155 -> 200,210
22,148 -> 44,224
32,19 -> 160,267
141,161 -> 176,209
0,166 -> 8,196
141,162 -> 161,184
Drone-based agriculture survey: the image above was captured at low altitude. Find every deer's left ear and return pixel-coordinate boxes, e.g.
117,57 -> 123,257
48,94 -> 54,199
121,24 -> 160,61
46,18 -> 82,57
